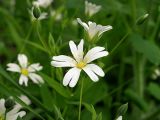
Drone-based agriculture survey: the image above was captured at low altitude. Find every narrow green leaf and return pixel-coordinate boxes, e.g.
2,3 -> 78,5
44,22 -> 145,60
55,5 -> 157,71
40,73 -> 71,98
147,82 -> 160,100
130,34 -> 160,65
125,89 -> 148,111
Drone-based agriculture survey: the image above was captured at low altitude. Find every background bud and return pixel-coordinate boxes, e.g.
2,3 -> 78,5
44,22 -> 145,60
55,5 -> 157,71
5,98 -> 15,110
136,14 -> 149,25
33,6 -> 41,19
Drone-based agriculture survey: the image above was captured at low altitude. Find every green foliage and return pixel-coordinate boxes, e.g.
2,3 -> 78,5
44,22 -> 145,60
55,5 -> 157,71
0,0 -> 160,120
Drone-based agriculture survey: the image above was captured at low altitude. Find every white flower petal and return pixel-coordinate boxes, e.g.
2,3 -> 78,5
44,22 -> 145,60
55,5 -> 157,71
116,116 -> 122,120
0,99 -> 6,115
19,95 -> 31,106
69,40 -> 80,62
77,18 -> 89,31
77,39 -> 84,55
6,109 -> 26,120
99,25 -> 112,36
18,54 -> 28,68
19,75 -> 28,86
52,55 -> 76,64
28,63 -> 43,72
7,63 -> 21,73
63,67 -> 81,87
86,64 -> 105,77
86,51 -> 108,63
51,61 -> 75,67
83,65 -> 99,82
77,39 -> 84,61
84,46 -> 108,63
38,12 -> 47,20
29,73 -> 44,84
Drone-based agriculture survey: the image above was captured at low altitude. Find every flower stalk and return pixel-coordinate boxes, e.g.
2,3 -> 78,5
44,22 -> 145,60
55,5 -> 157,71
78,78 -> 84,120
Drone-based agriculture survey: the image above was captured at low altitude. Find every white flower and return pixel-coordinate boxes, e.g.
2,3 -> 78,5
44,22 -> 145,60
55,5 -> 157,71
51,39 -> 108,87
151,68 -> 160,79
33,0 -> 53,8
29,7 -> 48,21
0,99 -> 26,120
7,54 -> 44,86
85,1 -> 101,17
77,18 -> 112,40
16,95 -> 31,108
51,10 -> 63,21
116,116 -> 122,120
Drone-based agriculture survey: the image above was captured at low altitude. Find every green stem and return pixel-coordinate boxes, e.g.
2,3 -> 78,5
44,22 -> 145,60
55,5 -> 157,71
20,24 -> 33,52
36,21 -> 51,55
110,32 -> 130,55
78,79 -> 84,120
133,53 -> 145,98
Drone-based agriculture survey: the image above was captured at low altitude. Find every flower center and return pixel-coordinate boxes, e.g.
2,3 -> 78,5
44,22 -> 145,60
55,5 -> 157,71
76,61 -> 86,69
21,68 -> 29,76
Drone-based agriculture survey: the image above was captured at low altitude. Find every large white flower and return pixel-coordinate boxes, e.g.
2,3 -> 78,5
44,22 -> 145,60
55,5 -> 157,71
85,1 -> 101,17
7,54 -> 44,86
33,0 -> 53,8
116,116 -> 122,120
51,39 -> 108,87
0,95 -> 30,120
77,18 -> 112,40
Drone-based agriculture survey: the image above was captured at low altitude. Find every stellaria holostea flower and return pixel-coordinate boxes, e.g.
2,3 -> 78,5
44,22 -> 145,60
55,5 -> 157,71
77,18 -> 112,41
7,54 -> 44,86
51,39 -> 109,87
0,95 -> 30,120
85,1 -> 101,17
151,68 -> 160,79
33,0 -> 53,8
116,116 -> 122,120
51,10 -> 63,21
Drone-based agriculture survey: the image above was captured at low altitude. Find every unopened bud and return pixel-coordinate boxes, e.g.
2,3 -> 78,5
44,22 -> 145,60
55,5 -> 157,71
5,98 -> 15,110
116,103 -> 128,117
33,6 -> 41,19
136,14 -> 149,25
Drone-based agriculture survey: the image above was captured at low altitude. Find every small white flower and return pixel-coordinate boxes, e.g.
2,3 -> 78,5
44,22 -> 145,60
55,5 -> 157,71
85,1 -> 101,17
7,54 -> 44,86
29,7 -> 48,21
0,98 -> 26,120
51,39 -> 108,87
116,116 -> 122,120
51,10 -> 63,21
77,18 -> 112,40
151,68 -> 160,79
33,0 -> 53,8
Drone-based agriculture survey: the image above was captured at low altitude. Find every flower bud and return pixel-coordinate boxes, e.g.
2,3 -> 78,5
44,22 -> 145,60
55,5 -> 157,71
5,98 -> 15,110
116,103 -> 128,117
33,6 -> 41,19
136,14 -> 149,25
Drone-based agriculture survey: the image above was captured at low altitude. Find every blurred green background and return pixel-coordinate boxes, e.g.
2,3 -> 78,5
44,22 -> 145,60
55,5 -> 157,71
0,0 -> 160,120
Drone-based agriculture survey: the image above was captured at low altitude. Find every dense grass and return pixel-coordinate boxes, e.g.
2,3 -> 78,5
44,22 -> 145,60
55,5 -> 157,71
0,0 -> 160,120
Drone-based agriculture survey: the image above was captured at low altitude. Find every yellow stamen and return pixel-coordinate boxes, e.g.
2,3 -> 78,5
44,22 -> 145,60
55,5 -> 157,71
21,68 -> 29,76
76,61 -> 86,69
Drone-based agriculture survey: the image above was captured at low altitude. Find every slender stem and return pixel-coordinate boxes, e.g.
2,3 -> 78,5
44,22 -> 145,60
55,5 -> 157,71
78,79 -> 84,120
133,53 -> 145,98
110,32 -> 130,55
35,21 -> 51,55
20,24 -> 33,52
